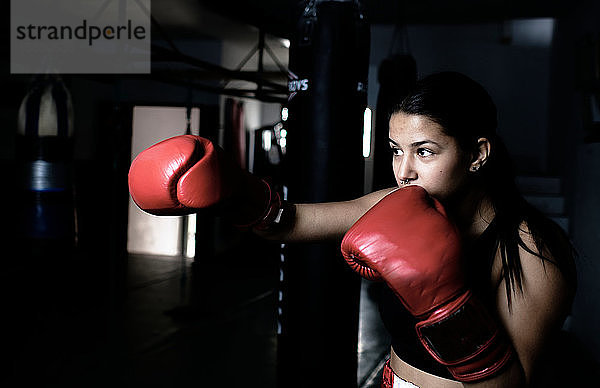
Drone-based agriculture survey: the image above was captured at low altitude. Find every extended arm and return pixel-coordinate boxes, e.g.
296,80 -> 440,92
128,134 -> 394,242
254,188 -> 394,242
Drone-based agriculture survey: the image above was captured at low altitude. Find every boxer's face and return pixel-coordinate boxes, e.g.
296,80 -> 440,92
388,112 -> 472,201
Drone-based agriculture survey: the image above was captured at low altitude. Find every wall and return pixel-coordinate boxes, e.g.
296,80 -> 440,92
547,0 -> 600,362
68,38 -> 222,161
369,21 -> 553,174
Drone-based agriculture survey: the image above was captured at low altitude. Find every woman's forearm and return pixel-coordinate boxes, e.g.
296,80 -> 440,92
254,188 -> 395,242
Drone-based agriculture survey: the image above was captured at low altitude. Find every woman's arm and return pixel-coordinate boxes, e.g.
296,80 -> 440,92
254,188 -> 395,242
466,224 -> 573,387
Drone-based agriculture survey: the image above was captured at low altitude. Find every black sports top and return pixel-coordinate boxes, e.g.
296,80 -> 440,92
377,218 -> 499,379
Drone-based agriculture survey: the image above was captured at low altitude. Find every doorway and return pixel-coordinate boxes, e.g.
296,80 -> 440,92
126,106 -> 200,258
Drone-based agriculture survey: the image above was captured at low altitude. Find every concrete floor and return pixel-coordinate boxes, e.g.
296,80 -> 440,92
4,237 -> 599,388
2,247 -> 390,387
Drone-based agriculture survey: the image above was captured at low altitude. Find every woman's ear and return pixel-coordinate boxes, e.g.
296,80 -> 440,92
469,137 -> 491,172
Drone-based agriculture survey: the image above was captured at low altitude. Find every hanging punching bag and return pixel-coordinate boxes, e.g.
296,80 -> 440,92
372,54 -> 417,190
16,75 -> 77,259
278,1 -> 369,387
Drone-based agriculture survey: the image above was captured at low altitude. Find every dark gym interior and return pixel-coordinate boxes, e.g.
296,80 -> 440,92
3,1 -> 600,387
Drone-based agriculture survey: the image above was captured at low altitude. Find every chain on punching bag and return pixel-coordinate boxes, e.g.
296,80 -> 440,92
16,75 -> 77,257
277,1 -> 369,387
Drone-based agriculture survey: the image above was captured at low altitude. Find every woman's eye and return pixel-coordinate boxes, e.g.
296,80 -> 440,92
417,148 -> 434,157
390,147 -> 403,156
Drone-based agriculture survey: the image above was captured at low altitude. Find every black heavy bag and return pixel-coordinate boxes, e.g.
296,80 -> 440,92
372,54 -> 417,190
278,1 -> 369,387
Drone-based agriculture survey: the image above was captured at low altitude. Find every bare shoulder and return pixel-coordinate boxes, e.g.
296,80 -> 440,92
491,221 -> 573,295
493,221 -> 574,382
515,221 -> 572,294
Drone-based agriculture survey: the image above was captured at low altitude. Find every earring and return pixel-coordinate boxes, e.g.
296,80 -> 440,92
471,165 -> 480,172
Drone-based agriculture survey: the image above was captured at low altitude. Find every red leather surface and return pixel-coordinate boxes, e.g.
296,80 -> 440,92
341,186 -> 463,317
128,135 -> 223,215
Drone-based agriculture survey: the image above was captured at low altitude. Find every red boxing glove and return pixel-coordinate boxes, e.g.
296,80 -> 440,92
341,186 -> 514,382
128,135 -> 282,229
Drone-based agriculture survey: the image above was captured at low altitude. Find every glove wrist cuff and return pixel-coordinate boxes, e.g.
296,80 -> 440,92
415,291 -> 514,382
233,179 -> 294,233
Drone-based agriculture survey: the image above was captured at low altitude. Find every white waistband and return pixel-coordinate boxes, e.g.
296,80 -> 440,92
392,374 -> 420,388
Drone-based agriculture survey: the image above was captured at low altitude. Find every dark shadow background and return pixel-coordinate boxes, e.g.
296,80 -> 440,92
2,1 -> 600,387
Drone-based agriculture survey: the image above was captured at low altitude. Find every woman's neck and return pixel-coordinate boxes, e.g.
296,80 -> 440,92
446,183 -> 495,240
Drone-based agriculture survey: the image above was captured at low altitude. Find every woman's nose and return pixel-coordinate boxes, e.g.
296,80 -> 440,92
395,156 -> 417,182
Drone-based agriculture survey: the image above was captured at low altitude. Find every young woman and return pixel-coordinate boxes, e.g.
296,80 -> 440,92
128,72 -> 577,387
